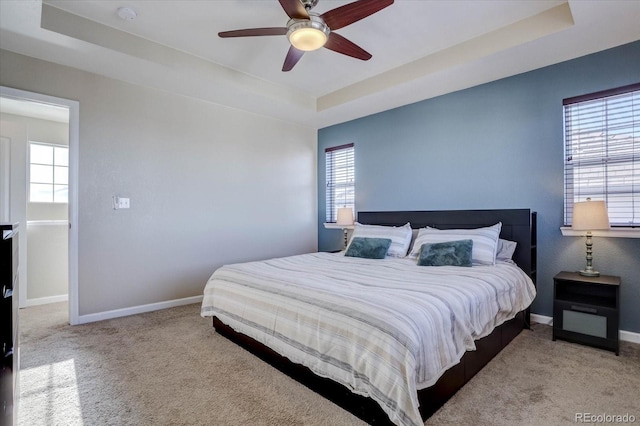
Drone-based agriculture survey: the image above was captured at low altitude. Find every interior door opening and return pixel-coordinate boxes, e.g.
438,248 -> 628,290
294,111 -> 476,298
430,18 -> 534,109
0,87 -> 79,325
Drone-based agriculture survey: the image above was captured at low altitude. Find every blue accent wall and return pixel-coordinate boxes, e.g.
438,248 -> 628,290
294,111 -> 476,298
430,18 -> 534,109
318,41 -> 640,333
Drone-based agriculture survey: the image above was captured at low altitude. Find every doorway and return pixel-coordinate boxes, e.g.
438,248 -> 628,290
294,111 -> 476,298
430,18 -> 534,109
0,87 -> 79,325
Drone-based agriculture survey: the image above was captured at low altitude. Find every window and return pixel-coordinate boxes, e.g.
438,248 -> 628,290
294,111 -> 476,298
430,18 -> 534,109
564,83 -> 639,227
29,142 -> 69,203
325,143 -> 354,223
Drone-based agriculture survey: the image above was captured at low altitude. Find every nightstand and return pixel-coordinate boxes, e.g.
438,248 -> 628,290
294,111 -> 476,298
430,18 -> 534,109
553,271 -> 620,355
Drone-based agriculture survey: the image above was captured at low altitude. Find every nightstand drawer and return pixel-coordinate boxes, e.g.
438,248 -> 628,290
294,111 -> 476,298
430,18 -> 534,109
554,300 -> 618,337
559,306 -> 607,338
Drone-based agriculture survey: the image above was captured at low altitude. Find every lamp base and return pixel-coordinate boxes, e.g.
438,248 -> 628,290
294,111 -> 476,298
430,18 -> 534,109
579,269 -> 600,277
579,232 -> 600,277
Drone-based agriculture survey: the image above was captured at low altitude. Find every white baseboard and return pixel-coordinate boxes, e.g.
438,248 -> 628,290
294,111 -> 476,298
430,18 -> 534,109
71,302 -> 640,344
77,295 -> 203,324
531,313 -> 553,326
620,330 -> 640,344
530,313 -> 640,344
24,294 -> 69,307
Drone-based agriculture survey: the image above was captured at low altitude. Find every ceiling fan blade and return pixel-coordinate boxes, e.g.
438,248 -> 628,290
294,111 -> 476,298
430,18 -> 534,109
321,0 -> 394,31
282,46 -> 305,71
324,32 -> 371,61
279,0 -> 309,20
218,27 -> 288,38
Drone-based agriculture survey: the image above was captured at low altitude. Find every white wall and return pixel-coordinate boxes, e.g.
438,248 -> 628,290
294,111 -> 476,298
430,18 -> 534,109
0,49 -> 318,317
26,222 -> 68,300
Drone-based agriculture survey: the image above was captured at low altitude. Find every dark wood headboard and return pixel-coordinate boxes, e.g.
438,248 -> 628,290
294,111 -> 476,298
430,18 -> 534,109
357,209 -> 537,285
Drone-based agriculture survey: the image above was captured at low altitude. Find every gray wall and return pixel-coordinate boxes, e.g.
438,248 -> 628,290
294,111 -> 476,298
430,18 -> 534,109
1,49 -> 317,317
318,41 -> 640,333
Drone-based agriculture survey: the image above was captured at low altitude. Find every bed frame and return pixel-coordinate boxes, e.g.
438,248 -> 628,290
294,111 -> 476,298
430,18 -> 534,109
212,208 -> 537,424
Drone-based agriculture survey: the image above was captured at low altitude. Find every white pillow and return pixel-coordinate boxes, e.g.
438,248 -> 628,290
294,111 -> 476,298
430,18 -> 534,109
408,222 -> 502,265
497,238 -> 517,261
347,222 -> 412,258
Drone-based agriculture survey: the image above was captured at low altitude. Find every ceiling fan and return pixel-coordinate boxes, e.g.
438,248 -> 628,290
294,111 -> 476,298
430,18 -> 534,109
218,0 -> 394,71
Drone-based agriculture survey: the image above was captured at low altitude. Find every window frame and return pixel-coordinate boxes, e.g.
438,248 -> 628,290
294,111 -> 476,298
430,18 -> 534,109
325,143 -> 355,223
563,82 -> 639,230
28,141 -> 69,204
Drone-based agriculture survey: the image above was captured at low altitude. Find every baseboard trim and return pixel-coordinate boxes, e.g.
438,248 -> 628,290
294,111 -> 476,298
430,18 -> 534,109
531,313 -> 553,326
24,294 -> 69,307
74,303 -> 640,343
77,295 -> 203,324
620,330 -> 640,344
531,313 -> 640,344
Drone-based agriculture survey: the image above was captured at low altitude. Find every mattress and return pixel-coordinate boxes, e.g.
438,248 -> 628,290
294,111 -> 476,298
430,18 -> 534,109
201,252 -> 536,426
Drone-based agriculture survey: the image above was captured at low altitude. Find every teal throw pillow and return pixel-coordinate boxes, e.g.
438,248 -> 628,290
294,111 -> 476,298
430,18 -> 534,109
417,239 -> 473,267
345,237 -> 392,259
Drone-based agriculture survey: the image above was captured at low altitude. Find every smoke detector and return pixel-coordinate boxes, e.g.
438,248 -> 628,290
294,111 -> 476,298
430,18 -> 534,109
117,7 -> 137,21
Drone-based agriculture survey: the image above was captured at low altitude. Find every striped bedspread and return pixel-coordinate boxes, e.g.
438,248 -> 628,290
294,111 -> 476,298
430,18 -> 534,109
201,252 -> 536,426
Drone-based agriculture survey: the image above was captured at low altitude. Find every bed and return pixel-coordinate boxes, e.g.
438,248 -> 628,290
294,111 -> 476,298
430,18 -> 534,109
201,209 -> 537,426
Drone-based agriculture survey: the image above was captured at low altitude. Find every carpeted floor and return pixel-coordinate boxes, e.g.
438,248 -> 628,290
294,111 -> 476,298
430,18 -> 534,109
427,322 -> 640,425
18,302 -> 639,426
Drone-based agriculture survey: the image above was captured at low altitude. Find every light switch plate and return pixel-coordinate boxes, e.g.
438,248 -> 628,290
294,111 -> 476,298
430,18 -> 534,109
117,197 -> 130,209
113,196 -> 130,210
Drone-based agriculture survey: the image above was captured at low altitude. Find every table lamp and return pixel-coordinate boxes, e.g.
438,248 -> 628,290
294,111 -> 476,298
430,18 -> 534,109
572,198 -> 610,276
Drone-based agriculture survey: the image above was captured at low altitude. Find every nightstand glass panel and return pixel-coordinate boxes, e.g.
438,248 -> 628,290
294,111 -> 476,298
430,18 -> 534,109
563,310 -> 606,338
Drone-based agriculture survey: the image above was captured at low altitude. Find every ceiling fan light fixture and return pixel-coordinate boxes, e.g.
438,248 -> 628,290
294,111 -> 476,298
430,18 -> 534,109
287,17 -> 329,51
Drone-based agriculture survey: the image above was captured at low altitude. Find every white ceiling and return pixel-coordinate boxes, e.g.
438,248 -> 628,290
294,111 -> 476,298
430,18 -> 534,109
0,0 -> 639,129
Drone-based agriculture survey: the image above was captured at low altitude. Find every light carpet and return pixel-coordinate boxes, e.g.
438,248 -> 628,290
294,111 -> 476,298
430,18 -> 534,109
18,303 -> 639,426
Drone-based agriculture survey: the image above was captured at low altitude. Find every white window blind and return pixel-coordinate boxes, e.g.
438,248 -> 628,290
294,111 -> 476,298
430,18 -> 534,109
325,143 -> 354,223
563,83 -> 639,227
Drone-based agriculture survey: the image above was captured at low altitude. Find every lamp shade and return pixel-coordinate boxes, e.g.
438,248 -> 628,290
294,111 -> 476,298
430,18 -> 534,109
336,207 -> 354,226
572,199 -> 610,231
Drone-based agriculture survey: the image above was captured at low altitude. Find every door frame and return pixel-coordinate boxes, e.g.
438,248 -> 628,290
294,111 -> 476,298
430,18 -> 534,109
1,86 -> 80,325
0,136 -> 10,221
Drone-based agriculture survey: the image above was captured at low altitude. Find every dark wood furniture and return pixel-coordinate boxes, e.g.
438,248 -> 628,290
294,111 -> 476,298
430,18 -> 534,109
553,271 -> 620,355
1,223 -> 19,426
211,209 -> 537,424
